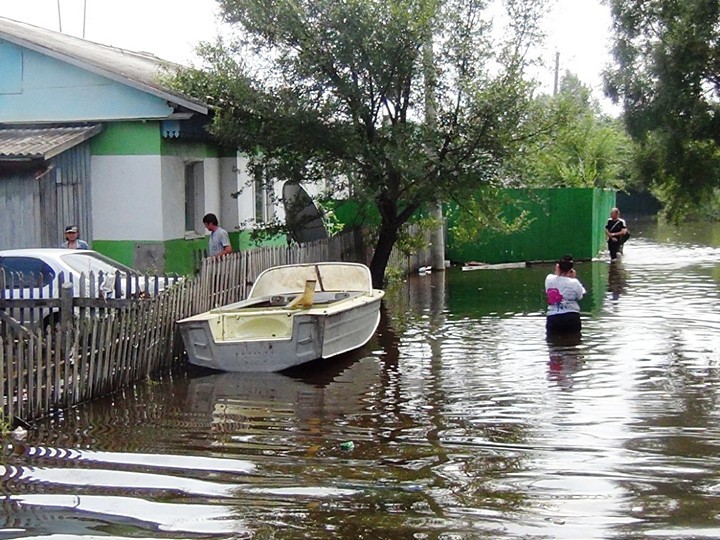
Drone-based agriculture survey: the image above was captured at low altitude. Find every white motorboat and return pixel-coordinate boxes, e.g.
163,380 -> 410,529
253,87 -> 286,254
177,262 -> 384,372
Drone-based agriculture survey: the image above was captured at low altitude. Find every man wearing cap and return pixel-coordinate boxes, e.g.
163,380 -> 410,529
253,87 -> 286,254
62,225 -> 89,249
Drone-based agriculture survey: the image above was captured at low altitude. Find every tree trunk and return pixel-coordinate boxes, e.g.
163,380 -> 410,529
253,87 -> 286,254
369,222 -> 398,289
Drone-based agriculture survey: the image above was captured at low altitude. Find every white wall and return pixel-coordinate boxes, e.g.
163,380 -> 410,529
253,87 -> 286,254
160,155 -> 186,240
91,155 -> 163,241
92,153 -> 245,243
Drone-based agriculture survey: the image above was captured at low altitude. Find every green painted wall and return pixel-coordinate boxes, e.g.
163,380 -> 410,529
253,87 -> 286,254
91,122 -> 161,155
164,237 -> 207,274
446,188 -> 616,264
236,230 -> 288,250
92,230 -> 287,276
92,121 -> 228,157
91,240 -> 137,267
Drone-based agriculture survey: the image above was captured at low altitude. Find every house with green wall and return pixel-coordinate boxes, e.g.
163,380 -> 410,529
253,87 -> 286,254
0,16 -> 279,275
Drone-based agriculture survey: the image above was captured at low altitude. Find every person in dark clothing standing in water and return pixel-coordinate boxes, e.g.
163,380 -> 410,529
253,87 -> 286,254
605,207 -> 628,261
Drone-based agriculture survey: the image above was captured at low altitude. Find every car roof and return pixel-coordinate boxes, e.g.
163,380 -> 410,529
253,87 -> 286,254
0,248 -> 99,258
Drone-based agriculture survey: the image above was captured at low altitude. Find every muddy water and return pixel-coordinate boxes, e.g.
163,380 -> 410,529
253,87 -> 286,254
2,219 -> 720,539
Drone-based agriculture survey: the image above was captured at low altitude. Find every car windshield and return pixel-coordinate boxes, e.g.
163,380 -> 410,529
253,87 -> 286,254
60,252 -> 137,277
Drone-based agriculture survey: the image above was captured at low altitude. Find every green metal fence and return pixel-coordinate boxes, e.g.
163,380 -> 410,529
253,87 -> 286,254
446,188 -> 616,264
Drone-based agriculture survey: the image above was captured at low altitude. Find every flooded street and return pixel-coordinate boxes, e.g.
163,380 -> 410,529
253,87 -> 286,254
3,219 -> 720,539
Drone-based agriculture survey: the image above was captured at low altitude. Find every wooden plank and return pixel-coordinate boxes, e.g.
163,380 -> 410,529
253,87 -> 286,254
44,326 -> 52,412
85,316 -> 99,400
59,282 -> 73,333
118,305 -> 133,386
126,304 -> 140,381
16,334 -> 25,420
69,322 -> 81,406
52,324 -> 62,408
27,334 -> 36,420
61,320 -> 72,408
98,312 -> 115,395
8,334 -> 15,422
141,299 -> 155,375
0,337 -> 5,421
0,311 -> 34,335
96,313 -> 112,396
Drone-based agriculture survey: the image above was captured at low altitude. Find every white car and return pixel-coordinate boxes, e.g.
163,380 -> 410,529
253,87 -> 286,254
0,248 -> 165,328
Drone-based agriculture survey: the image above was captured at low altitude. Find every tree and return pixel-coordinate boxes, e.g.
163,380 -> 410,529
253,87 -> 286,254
174,0 -> 548,287
509,73 -> 634,190
604,0 -> 720,218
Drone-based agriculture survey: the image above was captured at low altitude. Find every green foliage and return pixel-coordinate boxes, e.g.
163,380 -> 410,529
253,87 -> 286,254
507,73 -> 635,190
173,0 -> 550,285
394,216 -> 441,257
605,0 -> 720,219
446,186 -> 534,244
0,416 -> 11,437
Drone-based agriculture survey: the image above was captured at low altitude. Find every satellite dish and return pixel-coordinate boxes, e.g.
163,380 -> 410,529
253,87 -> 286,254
282,182 -> 328,244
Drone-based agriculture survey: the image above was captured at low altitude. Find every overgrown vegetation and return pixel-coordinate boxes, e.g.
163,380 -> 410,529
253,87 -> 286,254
173,0 -> 555,287
604,0 -> 720,220
510,73 -> 634,190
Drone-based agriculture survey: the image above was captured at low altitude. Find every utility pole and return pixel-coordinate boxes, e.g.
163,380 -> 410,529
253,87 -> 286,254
56,0 -> 63,32
553,51 -> 560,96
82,0 -> 87,38
424,38 -> 446,272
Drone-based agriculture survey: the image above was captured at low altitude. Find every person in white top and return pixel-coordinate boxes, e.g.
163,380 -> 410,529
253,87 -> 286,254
545,255 -> 586,334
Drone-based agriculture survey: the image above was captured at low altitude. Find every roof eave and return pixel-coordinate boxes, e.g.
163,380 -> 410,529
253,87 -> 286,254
42,124 -> 103,159
0,33 -> 209,116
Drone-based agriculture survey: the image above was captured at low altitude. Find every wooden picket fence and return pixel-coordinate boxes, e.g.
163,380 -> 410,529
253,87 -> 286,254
0,230 -> 368,424
0,227 -> 430,425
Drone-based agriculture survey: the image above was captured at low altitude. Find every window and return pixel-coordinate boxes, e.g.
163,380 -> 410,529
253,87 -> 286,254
184,161 -> 205,234
0,257 -> 55,289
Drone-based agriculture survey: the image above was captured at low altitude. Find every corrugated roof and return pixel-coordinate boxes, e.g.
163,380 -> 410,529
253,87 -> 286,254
0,16 -> 208,116
0,125 -> 102,161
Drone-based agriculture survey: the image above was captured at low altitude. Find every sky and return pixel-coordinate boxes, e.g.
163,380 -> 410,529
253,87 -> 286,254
0,0 -> 618,113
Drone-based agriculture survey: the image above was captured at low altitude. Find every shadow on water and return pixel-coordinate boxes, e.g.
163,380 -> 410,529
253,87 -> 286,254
5,219 -> 720,538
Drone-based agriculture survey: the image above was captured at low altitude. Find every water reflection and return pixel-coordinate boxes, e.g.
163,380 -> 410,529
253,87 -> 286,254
546,331 -> 583,390
186,354 -> 383,436
5,219 -> 720,538
607,260 -> 628,301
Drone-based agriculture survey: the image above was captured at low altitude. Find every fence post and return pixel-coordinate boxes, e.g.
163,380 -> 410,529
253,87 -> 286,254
60,282 -> 73,329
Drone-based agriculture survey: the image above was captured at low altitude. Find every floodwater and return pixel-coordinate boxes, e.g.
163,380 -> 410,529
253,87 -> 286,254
3,219 -> 720,539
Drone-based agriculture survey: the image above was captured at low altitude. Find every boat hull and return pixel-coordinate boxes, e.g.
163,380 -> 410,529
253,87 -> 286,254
178,294 -> 383,372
